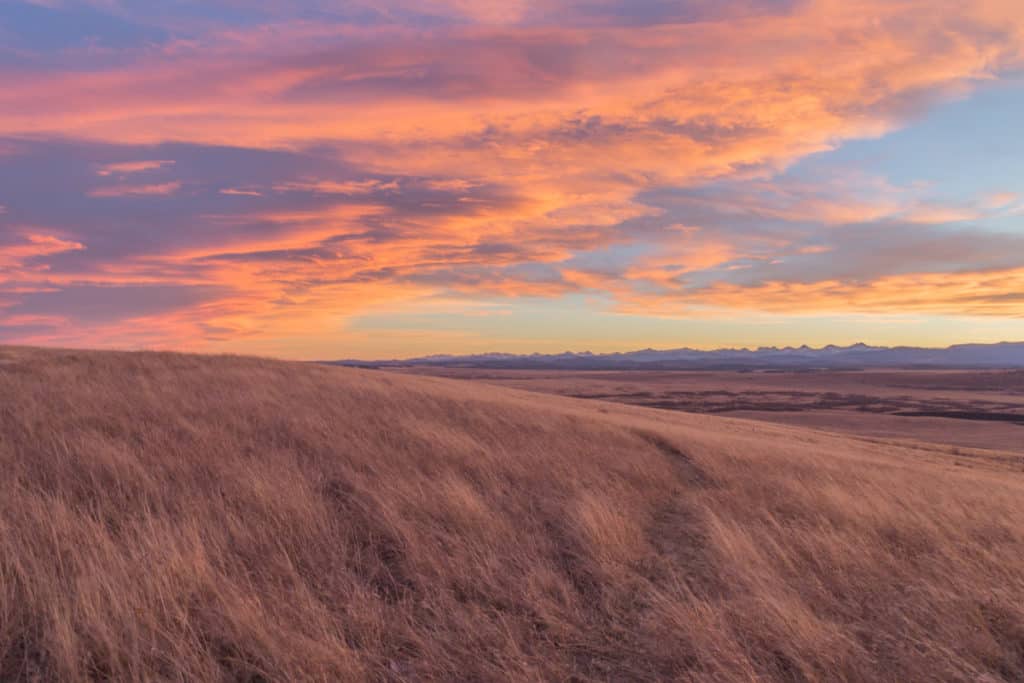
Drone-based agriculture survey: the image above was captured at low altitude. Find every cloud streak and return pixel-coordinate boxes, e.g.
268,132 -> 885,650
88,181 -> 182,197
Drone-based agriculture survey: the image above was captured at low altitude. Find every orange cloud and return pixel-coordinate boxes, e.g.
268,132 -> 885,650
984,192 -> 1019,209
602,268 -> 1024,319
622,227 -> 739,285
692,268 -> 1024,318
900,205 -> 982,224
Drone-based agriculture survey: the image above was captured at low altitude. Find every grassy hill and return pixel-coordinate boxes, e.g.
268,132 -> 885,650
1,347 -> 1023,681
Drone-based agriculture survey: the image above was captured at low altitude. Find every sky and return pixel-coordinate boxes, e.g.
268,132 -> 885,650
1,0 -> 1023,359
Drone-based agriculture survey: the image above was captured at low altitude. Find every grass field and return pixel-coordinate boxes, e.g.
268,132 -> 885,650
2,347 -> 1024,681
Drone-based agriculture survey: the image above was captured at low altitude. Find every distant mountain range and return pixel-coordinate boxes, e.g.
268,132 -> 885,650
329,342 -> 1024,370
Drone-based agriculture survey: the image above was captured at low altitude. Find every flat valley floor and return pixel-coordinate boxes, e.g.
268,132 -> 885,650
397,368 -> 1024,455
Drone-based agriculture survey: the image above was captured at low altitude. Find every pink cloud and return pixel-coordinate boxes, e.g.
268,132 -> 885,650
0,233 -> 86,274
88,181 -> 182,197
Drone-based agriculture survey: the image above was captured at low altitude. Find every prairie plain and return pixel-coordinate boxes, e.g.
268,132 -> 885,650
2,347 -> 1024,681
398,368 -> 1024,454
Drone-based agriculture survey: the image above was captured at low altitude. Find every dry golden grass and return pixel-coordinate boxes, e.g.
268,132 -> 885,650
1,346 -> 1023,681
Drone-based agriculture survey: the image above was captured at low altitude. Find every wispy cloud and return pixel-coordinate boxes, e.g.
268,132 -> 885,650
219,188 -> 263,197
88,181 -> 182,197
984,192 -> 1019,209
96,159 -> 175,176
0,233 -> 86,281
272,179 -> 399,195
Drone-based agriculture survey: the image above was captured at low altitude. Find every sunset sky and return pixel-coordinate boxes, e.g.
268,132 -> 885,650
1,0 -> 1023,359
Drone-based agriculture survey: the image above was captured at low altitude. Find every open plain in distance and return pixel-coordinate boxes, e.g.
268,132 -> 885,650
398,368 -> 1024,455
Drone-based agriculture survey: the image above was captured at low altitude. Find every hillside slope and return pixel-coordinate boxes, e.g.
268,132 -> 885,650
1,347 -> 1023,682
